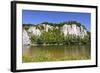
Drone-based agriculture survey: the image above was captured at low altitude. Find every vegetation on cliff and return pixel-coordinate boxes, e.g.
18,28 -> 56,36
23,21 -> 90,45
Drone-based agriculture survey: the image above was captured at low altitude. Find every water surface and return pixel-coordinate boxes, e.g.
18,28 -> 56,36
22,45 -> 91,63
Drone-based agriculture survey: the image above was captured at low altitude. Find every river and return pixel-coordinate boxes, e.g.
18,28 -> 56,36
22,45 -> 91,63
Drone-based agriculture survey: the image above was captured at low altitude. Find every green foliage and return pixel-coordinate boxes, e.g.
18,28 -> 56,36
29,29 -> 90,45
30,35 -> 38,43
30,34 -> 43,44
23,24 -> 33,31
41,22 -> 54,26
80,35 -> 90,44
64,35 -> 81,45
81,25 -> 86,29
40,28 -> 64,44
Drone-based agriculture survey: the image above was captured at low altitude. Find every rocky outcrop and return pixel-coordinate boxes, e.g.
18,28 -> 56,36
28,27 -> 41,36
61,24 -> 87,37
23,29 -> 31,45
26,23 -> 87,38
40,24 -> 54,32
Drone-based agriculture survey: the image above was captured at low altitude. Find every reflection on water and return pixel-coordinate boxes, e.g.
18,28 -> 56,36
22,45 -> 91,63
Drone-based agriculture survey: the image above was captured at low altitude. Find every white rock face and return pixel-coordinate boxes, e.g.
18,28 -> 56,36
23,24 -> 87,43
23,30 -> 31,45
61,24 -> 87,37
42,24 -> 53,32
61,24 -> 68,36
80,26 -> 87,38
28,26 -> 41,36
41,24 -> 87,38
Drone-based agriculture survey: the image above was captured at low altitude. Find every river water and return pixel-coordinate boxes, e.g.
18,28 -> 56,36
22,45 -> 91,63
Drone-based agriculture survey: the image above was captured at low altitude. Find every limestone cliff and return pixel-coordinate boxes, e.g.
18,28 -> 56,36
23,21 -> 89,45
23,29 -> 31,45
26,23 -> 88,38
61,24 -> 87,38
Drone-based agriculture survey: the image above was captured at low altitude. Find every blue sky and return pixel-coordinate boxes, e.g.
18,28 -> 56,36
22,10 -> 91,31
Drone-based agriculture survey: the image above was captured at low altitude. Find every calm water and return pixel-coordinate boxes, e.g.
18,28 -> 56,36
22,45 -> 91,63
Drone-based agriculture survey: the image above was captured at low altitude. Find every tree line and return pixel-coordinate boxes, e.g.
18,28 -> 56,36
29,28 -> 90,45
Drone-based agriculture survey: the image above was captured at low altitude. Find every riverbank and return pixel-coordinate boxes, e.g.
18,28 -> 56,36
23,43 -> 91,47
